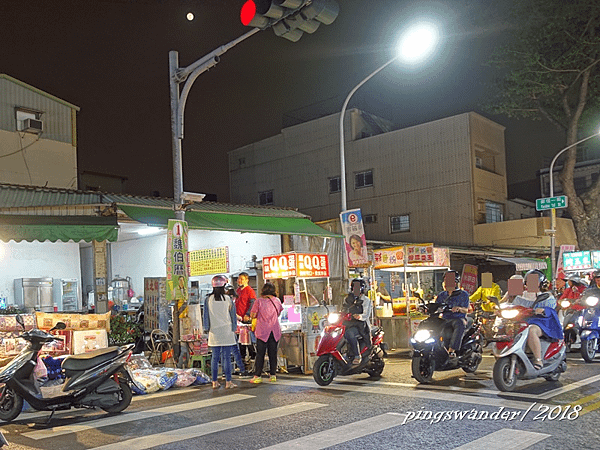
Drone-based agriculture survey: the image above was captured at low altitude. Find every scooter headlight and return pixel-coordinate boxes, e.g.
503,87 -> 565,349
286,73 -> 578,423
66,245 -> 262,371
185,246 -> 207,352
327,313 -> 340,325
501,309 -> 519,319
585,296 -> 599,307
413,329 -> 431,343
560,300 -> 571,309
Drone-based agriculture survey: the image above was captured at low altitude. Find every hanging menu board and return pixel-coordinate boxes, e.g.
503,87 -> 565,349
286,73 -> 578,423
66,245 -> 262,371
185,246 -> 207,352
188,246 -> 230,276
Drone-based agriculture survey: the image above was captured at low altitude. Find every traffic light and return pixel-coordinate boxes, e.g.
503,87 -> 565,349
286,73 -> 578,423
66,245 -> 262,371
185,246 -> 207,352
240,0 -> 339,42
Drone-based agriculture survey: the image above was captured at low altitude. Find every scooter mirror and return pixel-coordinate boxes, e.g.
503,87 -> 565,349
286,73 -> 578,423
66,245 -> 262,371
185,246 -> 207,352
15,314 -> 25,330
51,322 -> 67,331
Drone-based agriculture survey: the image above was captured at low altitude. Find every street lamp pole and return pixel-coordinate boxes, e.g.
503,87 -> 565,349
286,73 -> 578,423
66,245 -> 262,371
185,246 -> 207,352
339,56 -> 400,212
548,132 -> 600,282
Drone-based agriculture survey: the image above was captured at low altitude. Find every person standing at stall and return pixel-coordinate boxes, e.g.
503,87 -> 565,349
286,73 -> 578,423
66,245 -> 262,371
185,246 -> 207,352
203,275 -> 238,389
236,272 -> 257,361
250,282 -> 283,384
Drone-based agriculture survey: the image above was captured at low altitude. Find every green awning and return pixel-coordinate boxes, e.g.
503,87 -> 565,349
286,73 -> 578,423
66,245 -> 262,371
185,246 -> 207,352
0,215 -> 119,243
118,204 -> 341,238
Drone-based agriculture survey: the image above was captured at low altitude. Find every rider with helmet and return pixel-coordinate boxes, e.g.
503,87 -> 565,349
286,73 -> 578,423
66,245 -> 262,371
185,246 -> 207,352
512,269 -> 562,370
435,271 -> 470,359
343,278 -> 372,366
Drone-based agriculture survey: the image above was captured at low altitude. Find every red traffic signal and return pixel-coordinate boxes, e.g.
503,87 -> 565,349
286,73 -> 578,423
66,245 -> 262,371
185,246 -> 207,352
240,0 -> 339,41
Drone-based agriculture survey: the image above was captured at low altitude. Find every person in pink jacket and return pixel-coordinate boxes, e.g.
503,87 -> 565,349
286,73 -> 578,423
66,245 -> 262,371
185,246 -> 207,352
250,282 -> 283,383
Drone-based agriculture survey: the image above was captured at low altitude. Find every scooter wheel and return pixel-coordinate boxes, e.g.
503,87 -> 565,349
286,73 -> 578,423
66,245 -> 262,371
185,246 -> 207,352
493,356 -> 518,392
0,385 -> 23,422
313,355 -> 336,386
411,356 -> 434,383
101,379 -> 132,414
581,338 -> 597,363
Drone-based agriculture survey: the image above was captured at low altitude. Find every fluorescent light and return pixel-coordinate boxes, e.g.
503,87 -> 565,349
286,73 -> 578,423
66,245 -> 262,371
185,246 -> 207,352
137,227 -> 163,236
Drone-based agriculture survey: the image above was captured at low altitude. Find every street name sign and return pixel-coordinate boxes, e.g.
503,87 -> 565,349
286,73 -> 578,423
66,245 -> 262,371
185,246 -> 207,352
536,195 -> 568,211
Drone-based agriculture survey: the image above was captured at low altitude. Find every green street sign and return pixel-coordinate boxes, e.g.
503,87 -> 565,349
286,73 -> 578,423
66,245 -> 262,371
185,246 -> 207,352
536,195 -> 568,211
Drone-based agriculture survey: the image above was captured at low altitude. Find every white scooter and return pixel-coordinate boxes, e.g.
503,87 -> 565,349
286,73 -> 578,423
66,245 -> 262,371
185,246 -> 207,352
492,297 -> 567,392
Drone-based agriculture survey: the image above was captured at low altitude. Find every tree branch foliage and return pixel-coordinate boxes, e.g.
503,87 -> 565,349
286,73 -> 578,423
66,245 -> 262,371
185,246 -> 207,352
485,0 -> 600,250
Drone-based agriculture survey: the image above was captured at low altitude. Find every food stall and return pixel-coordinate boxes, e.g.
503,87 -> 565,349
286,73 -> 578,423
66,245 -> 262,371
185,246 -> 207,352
262,252 -> 335,374
372,244 -> 450,349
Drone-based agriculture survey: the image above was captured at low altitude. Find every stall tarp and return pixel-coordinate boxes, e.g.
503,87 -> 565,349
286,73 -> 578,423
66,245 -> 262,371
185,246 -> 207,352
0,215 -> 118,243
490,256 -> 547,271
118,204 -> 342,238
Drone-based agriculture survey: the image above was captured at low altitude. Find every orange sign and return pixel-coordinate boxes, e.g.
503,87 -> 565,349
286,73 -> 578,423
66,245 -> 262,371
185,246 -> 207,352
263,253 -> 329,279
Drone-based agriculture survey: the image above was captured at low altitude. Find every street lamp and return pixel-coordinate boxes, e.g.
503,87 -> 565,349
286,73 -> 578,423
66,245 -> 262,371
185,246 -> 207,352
548,130 -> 600,282
339,21 -> 439,211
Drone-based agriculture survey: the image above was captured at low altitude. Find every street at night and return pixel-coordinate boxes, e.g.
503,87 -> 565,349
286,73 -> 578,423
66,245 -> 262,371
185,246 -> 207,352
1,349 -> 599,450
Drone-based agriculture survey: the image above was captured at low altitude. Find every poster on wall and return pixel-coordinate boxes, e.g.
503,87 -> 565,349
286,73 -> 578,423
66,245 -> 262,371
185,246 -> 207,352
339,209 -> 369,267
188,246 -> 229,276
166,219 -> 189,318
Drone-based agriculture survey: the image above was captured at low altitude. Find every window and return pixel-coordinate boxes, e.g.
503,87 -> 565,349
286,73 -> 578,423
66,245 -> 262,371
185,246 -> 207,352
485,201 -> 503,223
355,170 -> 373,189
329,176 -> 341,194
259,190 -> 273,206
364,214 -> 377,224
390,214 -> 410,233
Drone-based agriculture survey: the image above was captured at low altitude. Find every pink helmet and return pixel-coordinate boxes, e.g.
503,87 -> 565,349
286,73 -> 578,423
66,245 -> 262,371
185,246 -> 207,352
211,275 -> 228,288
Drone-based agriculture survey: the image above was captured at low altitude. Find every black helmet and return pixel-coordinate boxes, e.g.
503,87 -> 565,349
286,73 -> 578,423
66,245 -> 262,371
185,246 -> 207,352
593,270 -> 600,279
350,278 -> 366,294
524,269 -> 549,291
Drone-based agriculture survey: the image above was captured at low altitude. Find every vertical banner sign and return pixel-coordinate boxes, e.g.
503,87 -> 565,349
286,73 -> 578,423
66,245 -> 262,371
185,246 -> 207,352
460,264 -> 478,295
339,209 -> 369,267
166,220 -> 189,318
556,244 -> 576,279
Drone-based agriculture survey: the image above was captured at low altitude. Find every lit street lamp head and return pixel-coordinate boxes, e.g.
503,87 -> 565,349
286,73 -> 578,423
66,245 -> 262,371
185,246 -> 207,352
397,21 -> 439,64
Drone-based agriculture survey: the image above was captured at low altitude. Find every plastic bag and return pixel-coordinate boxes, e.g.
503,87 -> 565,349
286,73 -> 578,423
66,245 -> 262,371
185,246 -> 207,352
174,369 -> 196,387
251,318 -> 257,332
157,369 -> 178,390
33,355 -> 48,381
131,369 -> 160,394
192,369 -> 211,385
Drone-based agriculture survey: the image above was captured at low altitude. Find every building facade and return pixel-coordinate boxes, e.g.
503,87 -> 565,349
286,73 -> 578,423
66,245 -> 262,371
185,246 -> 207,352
230,110 -> 511,248
0,74 -> 79,189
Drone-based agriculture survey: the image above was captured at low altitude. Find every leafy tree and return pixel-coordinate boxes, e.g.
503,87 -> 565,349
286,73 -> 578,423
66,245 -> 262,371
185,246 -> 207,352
486,0 -> 600,249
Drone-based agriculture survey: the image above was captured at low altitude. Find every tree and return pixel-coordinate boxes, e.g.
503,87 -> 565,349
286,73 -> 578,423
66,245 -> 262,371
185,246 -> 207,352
486,0 -> 600,249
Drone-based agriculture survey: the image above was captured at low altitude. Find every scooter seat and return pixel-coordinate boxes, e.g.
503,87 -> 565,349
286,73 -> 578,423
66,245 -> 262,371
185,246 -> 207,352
62,347 -> 120,372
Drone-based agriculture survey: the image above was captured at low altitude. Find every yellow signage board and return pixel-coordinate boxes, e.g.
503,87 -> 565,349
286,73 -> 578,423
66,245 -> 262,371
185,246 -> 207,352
188,246 -> 230,276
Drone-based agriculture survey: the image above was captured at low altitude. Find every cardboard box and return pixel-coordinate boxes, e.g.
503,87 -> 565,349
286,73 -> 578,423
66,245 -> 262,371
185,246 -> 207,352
72,329 -> 108,354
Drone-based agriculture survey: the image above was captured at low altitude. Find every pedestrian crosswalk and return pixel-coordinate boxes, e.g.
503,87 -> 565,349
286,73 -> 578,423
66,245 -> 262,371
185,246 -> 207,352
6,376 -> 595,450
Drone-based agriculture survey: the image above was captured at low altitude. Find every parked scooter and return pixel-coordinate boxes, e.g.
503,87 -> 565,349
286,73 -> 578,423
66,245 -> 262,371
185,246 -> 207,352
579,293 -> 600,362
492,296 -> 567,392
410,302 -> 483,383
0,315 -> 135,422
312,312 -> 386,386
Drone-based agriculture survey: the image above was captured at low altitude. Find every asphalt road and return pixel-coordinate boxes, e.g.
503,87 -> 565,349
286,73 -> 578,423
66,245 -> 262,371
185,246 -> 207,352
1,349 -> 599,450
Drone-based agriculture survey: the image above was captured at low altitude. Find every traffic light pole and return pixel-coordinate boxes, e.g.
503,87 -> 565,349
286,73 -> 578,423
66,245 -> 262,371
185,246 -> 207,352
168,27 -> 260,362
169,27 -> 261,219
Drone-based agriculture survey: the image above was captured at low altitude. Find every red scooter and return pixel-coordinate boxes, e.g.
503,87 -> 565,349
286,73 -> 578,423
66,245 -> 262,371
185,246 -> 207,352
312,312 -> 386,386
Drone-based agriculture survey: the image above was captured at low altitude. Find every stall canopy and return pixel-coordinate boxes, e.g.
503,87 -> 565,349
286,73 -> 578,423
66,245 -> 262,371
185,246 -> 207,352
0,215 -> 118,243
118,204 -> 342,238
490,256 -> 547,271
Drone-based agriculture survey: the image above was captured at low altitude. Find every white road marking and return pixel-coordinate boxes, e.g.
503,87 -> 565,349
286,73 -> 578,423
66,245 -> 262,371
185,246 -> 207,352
276,379 -> 540,410
452,428 -> 550,450
88,401 -> 326,450
22,393 -> 254,440
260,412 -> 407,449
537,373 -> 600,399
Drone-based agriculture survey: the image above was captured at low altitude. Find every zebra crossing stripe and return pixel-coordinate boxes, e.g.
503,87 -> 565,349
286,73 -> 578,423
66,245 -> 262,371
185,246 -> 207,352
88,401 -> 326,450
22,393 -> 254,440
259,412 -> 407,449
452,428 -> 550,449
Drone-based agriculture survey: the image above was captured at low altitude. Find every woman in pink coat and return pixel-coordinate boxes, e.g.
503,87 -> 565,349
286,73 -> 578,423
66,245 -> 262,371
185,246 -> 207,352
250,282 -> 283,383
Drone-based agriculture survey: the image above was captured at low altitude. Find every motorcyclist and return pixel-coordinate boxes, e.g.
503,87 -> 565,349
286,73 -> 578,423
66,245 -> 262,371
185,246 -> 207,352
343,278 -> 372,366
512,269 -> 562,370
469,277 -> 501,312
435,271 -> 470,359
583,270 -> 600,295
559,276 -> 587,301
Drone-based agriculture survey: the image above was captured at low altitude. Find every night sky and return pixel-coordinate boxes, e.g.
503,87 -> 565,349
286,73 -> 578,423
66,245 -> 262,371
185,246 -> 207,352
1,0 -> 564,203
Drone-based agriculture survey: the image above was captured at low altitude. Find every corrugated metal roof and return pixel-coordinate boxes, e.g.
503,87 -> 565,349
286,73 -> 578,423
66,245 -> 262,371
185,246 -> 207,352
0,74 -> 80,111
0,183 -> 309,219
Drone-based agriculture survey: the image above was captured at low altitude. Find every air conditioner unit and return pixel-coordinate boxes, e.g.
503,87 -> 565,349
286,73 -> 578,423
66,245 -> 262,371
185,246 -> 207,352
21,118 -> 43,133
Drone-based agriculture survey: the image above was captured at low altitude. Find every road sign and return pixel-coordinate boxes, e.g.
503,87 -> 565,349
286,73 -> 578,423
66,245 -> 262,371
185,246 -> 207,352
536,195 -> 568,211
